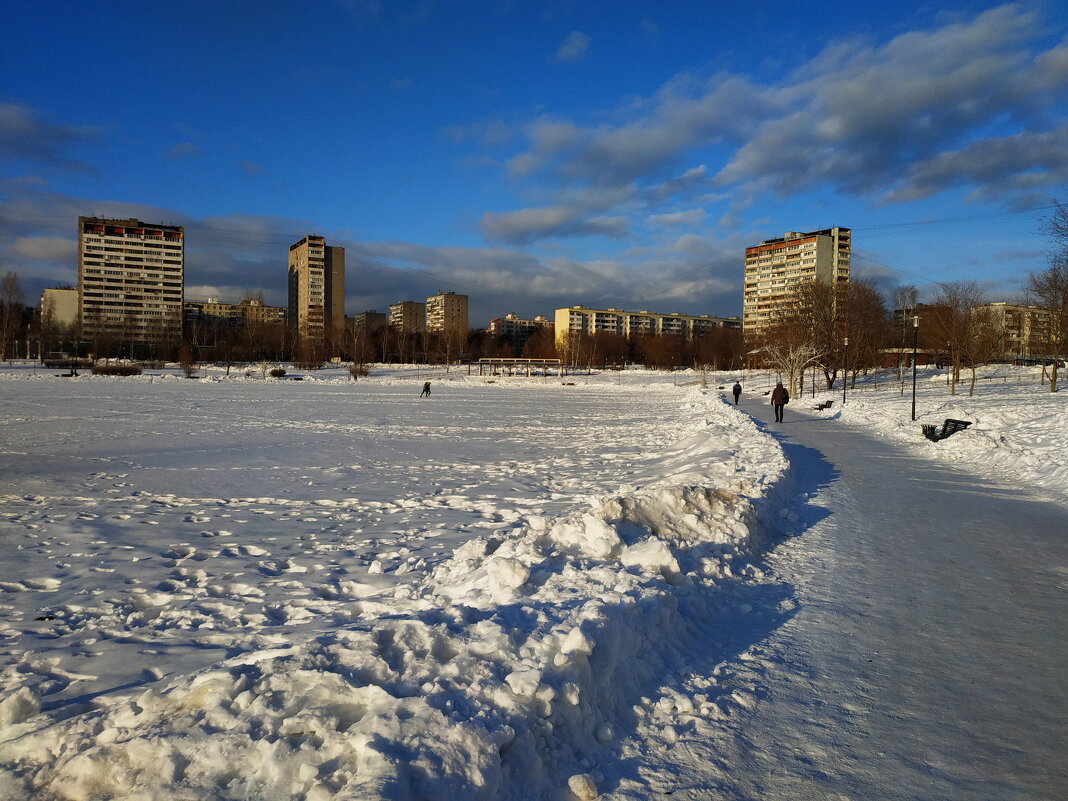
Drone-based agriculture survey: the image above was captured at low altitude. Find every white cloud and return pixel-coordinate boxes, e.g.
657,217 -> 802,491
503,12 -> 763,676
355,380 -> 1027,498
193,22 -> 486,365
479,206 -> 629,244
647,209 -> 705,227
494,4 -> 1068,220
886,124 -> 1068,205
553,31 -> 590,63
12,236 -> 74,262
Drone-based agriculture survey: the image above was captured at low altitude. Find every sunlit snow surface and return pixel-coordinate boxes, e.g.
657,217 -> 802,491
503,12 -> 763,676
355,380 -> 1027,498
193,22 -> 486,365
0,366 -> 791,800
1,363 -> 1065,800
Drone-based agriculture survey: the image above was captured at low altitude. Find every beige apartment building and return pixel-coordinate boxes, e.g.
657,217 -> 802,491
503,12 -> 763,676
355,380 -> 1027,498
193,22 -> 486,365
742,226 -> 851,336
184,297 -> 286,327
554,306 -> 740,347
426,291 -> 469,334
78,216 -> 185,343
389,301 -> 427,333
288,235 -> 345,350
489,314 -> 553,350
983,302 -> 1051,360
39,287 -> 79,329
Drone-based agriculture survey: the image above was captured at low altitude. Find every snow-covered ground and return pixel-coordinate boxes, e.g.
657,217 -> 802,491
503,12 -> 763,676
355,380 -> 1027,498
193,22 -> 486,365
796,362 -> 1068,502
0,362 -> 1064,800
0,365 -> 791,800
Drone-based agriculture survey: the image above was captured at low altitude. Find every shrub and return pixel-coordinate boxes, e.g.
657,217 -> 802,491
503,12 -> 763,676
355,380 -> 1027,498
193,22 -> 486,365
269,367 -> 287,378
349,363 -> 369,380
91,364 -> 142,376
177,345 -> 197,378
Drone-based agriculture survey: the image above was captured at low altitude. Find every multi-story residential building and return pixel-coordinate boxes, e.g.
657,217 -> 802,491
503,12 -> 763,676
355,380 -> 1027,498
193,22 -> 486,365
982,302 -> 1050,360
742,226 -> 851,337
894,301 -> 1053,362
184,297 -> 286,328
353,310 -> 388,330
78,216 -> 184,343
389,301 -> 427,333
489,314 -> 553,351
554,306 -> 740,348
288,235 -> 345,350
426,291 -> 468,335
39,287 -> 79,329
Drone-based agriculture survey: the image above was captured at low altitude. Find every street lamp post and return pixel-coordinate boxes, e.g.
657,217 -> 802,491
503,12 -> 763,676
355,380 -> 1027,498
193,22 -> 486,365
911,316 -> 919,421
842,337 -> 849,405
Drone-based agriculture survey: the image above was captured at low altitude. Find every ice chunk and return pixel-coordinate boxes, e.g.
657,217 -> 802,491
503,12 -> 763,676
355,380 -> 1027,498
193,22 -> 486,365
488,557 -> 529,592
0,686 -> 40,727
505,669 -> 542,698
620,538 -> 682,581
568,773 -> 598,800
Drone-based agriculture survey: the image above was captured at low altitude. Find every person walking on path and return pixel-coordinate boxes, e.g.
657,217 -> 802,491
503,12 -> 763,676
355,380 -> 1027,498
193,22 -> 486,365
732,381 -> 742,405
771,381 -> 788,422
420,381 -> 431,397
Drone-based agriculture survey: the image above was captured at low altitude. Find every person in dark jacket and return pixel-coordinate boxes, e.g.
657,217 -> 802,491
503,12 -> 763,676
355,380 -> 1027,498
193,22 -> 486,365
420,381 -> 431,397
732,381 -> 742,404
771,381 -> 788,422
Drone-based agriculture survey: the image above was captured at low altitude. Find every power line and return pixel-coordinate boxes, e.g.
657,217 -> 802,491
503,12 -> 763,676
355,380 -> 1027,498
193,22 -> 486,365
853,203 -> 1056,236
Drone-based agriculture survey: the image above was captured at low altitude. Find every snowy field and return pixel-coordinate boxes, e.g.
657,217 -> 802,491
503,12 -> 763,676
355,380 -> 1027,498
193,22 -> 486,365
0,365 -> 792,800
0,362 -> 1064,800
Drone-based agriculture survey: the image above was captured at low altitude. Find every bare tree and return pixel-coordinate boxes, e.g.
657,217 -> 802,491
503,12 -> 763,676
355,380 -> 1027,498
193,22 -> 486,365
845,281 -> 890,388
959,304 -> 1003,396
759,282 -> 834,394
0,272 -> 25,361
893,285 -> 919,391
433,325 -> 468,372
1026,200 -> 1068,391
781,279 -> 842,389
928,281 -> 987,395
36,294 -> 62,358
1026,254 -> 1068,392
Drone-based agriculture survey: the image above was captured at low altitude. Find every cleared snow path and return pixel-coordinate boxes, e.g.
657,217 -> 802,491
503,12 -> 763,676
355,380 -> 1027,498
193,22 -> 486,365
653,395 -> 1068,800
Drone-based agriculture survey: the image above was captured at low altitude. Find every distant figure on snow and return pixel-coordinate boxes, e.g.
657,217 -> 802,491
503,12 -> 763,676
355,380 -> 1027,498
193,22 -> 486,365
420,381 -> 431,397
771,381 -> 789,422
732,381 -> 742,405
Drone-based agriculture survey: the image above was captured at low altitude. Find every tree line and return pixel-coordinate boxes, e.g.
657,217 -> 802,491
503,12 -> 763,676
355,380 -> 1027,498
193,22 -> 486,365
4,201 -> 1066,381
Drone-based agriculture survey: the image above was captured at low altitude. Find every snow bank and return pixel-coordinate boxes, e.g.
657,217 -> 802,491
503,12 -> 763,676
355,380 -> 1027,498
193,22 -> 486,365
0,389 -> 789,801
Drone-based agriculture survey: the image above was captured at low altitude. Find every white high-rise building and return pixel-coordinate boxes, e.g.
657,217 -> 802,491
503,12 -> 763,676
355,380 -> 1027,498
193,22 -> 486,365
742,226 -> 851,336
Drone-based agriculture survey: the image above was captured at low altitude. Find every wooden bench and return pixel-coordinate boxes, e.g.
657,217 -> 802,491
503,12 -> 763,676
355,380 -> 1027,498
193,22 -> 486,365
922,418 -> 972,441
815,400 -> 834,411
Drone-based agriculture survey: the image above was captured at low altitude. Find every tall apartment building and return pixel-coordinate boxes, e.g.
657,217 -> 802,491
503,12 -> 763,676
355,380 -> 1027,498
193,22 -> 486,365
554,306 -> 740,347
742,226 -> 851,336
426,291 -> 469,334
288,235 -> 345,349
78,217 -> 184,343
389,301 -> 427,333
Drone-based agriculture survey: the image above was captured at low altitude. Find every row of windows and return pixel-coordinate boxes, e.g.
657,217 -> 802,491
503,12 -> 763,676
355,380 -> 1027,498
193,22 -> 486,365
83,236 -> 182,251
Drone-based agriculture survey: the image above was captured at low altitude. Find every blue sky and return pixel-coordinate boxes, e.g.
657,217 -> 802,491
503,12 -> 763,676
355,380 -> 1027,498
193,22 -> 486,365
2,0 -> 1066,326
